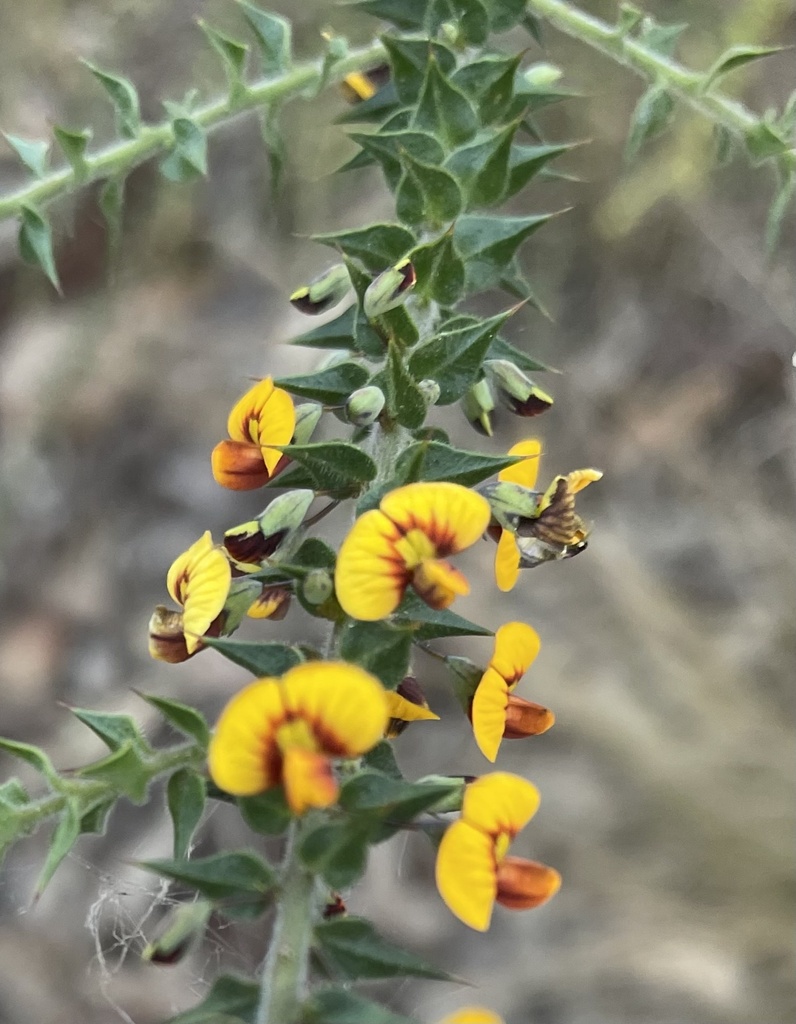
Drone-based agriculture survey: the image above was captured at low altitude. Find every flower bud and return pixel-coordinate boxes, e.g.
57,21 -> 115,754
223,491 -> 313,567
363,259 -> 416,319
503,695 -> 555,738
247,584 -> 291,620
479,481 -> 540,532
219,578 -> 263,633
142,900 -> 212,965
148,606 -> 193,663
522,62 -> 563,89
340,64 -> 390,103
302,569 -> 334,606
386,676 -> 430,737
292,402 -> 323,445
290,264 -> 351,316
484,359 -> 553,417
495,857 -> 561,910
461,379 -> 495,436
418,379 -> 441,406
345,385 -> 386,427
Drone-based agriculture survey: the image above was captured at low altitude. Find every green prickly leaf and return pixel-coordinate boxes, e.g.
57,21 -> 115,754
396,151 -> 463,227
379,34 -> 456,105
53,125 -> 92,177
412,56 -> 479,150
313,222 -> 415,272
704,45 -> 787,89
507,141 -> 578,197
78,742 -> 151,803
393,440 -> 523,487
0,737 -> 59,783
160,118 -> 207,181
384,341 -> 426,429
83,61 -> 141,138
410,231 -> 465,307
339,619 -> 414,689
138,693 -> 210,748
276,362 -> 369,404
626,84 -> 675,160
167,769 -> 206,860
238,2 -> 291,75
315,916 -> 455,981
453,212 -> 560,295
198,20 -> 249,97
637,20 -> 688,57
201,637 -> 303,677
451,52 -> 522,124
394,590 -> 493,640
3,133 -> 50,177
303,989 -> 418,1024
350,129 -> 445,192
445,121 -> 519,209
142,851 -> 276,918
70,708 -> 151,753
278,441 -> 376,491
35,799 -> 81,896
18,205 -> 60,292
163,974 -> 258,1024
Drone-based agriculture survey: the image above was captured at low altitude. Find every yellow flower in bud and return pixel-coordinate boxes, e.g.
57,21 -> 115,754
339,65 -> 390,103
435,772 -> 560,931
384,677 -> 440,739
208,662 -> 388,815
335,482 -> 491,620
246,585 -> 291,621
148,606 -> 192,664
165,532 -> 231,655
211,378 -> 295,491
438,1011 -> 504,1024
471,622 -> 552,762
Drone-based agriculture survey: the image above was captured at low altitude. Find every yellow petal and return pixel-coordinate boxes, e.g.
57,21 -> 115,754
380,482 -> 491,556
280,661 -> 389,757
567,468 -> 603,493
166,533 -> 231,654
471,667 -> 509,763
226,378 -> 275,443
494,530 -> 521,593
498,439 -> 542,489
225,378 -> 295,475
247,586 -> 291,620
435,819 -> 497,932
438,1011 -> 504,1024
490,621 -> 541,686
342,71 -> 377,101
208,678 -> 286,795
281,747 -> 338,815
335,509 -> 408,620
412,558 -> 470,610
462,772 -> 540,838
166,531 -> 215,606
384,690 -> 439,723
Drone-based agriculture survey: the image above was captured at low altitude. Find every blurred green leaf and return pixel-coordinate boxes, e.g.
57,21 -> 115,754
626,84 -> 674,160
314,222 -> 415,272
704,45 -> 787,90
394,590 -> 493,640
412,57 -> 479,150
35,799 -> 80,897
315,916 -> 454,981
18,205 -> 60,292
300,821 -> 371,889
167,769 -> 206,860
142,851 -> 276,916
199,20 -> 249,97
261,103 -> 286,197
340,620 -> 413,689
99,176 -> 125,266
277,362 -> 369,404
201,637 -> 302,677
165,974 -> 258,1024
138,693 -> 210,749
3,133 -> 50,177
239,2 -> 291,75
160,118 -> 207,181
83,62 -> 141,138
78,742 -> 150,803
745,121 -> 790,163
362,741 -> 402,779
239,789 -> 291,836
303,989 -> 417,1024
636,19 -> 687,57
79,799 -> 114,836
380,35 -> 456,105
766,170 -> 795,253
0,738 -> 59,782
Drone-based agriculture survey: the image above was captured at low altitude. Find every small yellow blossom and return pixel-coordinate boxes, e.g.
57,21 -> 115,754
384,677 -> 440,738
435,773 -> 560,931
336,482 -> 491,620
438,1011 -> 504,1024
471,622 -> 553,762
211,378 -> 295,491
208,662 -> 388,815
156,531 -> 231,656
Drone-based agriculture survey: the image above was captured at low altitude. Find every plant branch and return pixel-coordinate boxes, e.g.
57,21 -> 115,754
0,40 -> 386,222
526,0 -> 795,167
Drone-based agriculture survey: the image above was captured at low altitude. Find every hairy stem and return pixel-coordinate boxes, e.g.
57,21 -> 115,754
0,41 -> 385,222
526,0 -> 794,165
256,821 -> 317,1024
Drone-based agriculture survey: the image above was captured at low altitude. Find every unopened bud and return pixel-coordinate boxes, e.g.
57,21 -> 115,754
461,378 -> 495,436
142,900 -> 212,965
247,584 -> 291,621
484,359 -> 554,418
302,569 -> 334,606
495,857 -> 561,910
223,490 -> 314,566
418,379 -> 441,406
148,606 -> 192,663
363,259 -> 416,319
522,62 -> 563,89
386,676 -> 432,738
290,264 -> 351,316
345,385 -> 385,427
340,64 -> 390,104
292,402 -> 323,445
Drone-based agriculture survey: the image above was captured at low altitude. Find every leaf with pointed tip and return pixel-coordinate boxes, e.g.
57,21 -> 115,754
53,125 -> 91,177
70,709 -> 151,753
482,0 -> 527,30
335,82 -> 400,124
138,693 -> 210,748
626,84 -> 674,160
18,205 -> 60,291
445,122 -> 519,209
395,590 -> 493,640
379,34 -> 456,105
313,223 -> 415,272
201,637 -> 302,677
99,177 -> 125,266
350,0 -> 432,30
290,305 -> 382,359
4,133 -> 50,177
276,362 -> 368,404
454,213 -> 559,295
393,440 -> 522,488
79,799 -> 114,836
507,141 -> 577,197
300,820 -> 371,889
410,231 -> 464,307
160,118 -> 207,181
78,742 -> 151,803
199,21 -> 248,97
488,333 -> 557,373
704,45 -> 788,90
261,103 -> 286,197
83,62 -> 141,138
451,52 -> 522,124
340,620 -> 413,690
384,341 -> 426,429
745,121 -> 789,163
0,738 -> 59,782
238,789 -> 291,836
304,989 -> 417,1024
278,441 -> 376,492
412,57 -> 478,150
239,2 -> 291,75
362,741 -> 402,779
350,129 -> 445,192
396,151 -> 463,227
36,799 -> 80,896
167,769 -> 206,860
164,974 -> 258,1024
409,309 -> 514,403
142,851 -> 276,914
315,916 -> 454,982
637,20 -> 687,57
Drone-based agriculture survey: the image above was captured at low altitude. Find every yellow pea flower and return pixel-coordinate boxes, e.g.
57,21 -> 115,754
208,662 -> 388,815
471,622 -> 553,763
438,1011 -> 504,1024
435,773 -> 560,932
150,531 -> 231,658
384,677 -> 440,738
211,378 -> 295,491
336,482 -> 491,621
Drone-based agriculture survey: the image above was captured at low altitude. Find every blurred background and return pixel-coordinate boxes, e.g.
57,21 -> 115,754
0,1 -> 794,1022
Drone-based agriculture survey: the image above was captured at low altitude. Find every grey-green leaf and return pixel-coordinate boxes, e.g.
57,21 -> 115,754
626,84 -> 675,160
138,693 -> 210,748
35,799 -> 80,897
18,205 -> 60,291
83,62 -> 141,138
315,916 -> 454,981
3,133 -> 50,177
160,118 -> 207,181
396,151 -> 463,227
239,2 -> 291,75
704,45 -> 787,91
167,769 -> 206,861
412,56 -> 478,150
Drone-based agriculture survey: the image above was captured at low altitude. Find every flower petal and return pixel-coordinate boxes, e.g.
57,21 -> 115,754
380,482 -> 491,556
490,621 -> 540,686
567,468 -> 602,494
281,747 -> 338,815
384,690 -> 440,724
259,386 -> 296,474
225,379 -> 295,475
208,678 -> 286,796
211,440 -> 270,491
498,439 -> 542,489
495,856 -> 561,910
503,695 -> 555,738
412,558 -> 470,610
438,1011 -> 504,1024
247,586 -> 291,620
335,510 -> 408,621
166,533 -> 231,654
494,530 -> 521,593
435,819 -> 497,932
166,531 -> 214,606
279,661 -> 388,757
462,772 -> 540,838
471,667 -> 509,763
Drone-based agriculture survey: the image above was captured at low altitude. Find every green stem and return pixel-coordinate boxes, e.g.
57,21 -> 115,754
526,0 -> 795,165
256,821 -> 317,1024
0,41 -> 386,222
